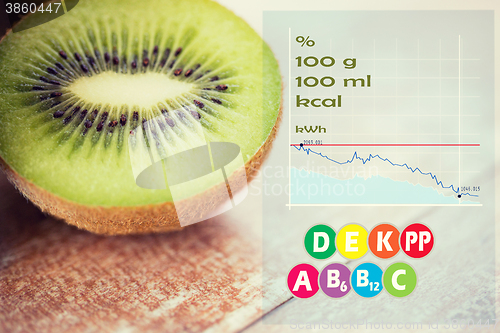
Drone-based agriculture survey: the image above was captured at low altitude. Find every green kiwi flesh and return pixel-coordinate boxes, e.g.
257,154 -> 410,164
0,0 -> 282,212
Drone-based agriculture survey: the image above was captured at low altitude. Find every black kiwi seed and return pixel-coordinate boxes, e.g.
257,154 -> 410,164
211,98 -> 222,104
50,80 -> 61,85
47,67 -> 58,75
104,52 -> 110,63
184,69 -> 193,77
174,47 -> 182,56
133,111 -> 139,121
56,62 -> 65,70
32,86 -> 44,91
131,60 -> 137,69
80,110 -> 88,119
74,52 -> 82,62
195,75 -> 203,80
87,56 -> 96,67
84,119 -> 92,128
81,64 -> 89,73
174,68 -> 182,76
169,60 -> 176,69
109,120 -> 118,127
166,118 -> 175,127
191,110 -> 201,119
113,56 -> 119,65
157,122 -> 166,131
51,92 -> 63,98
91,110 -> 98,118
53,110 -> 65,118
216,84 -> 228,91
101,112 -> 108,120
159,59 -> 167,68
63,115 -> 72,124
153,46 -> 158,55
40,76 -> 50,83
143,58 -> 149,67
193,100 -> 204,109
210,76 -> 219,82
96,121 -> 104,132
120,114 -> 127,126
59,50 -> 67,59
63,108 -> 80,123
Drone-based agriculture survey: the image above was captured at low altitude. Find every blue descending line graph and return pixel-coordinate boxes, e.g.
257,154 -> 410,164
292,145 -> 478,198
288,143 -> 482,206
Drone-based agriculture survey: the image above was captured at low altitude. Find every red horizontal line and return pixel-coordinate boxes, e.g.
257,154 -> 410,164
291,143 -> 480,147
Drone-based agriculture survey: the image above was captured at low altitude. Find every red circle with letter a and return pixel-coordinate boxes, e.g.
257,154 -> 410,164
287,263 -> 319,298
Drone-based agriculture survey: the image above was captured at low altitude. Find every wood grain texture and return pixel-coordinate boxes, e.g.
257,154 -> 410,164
0,172 -> 286,333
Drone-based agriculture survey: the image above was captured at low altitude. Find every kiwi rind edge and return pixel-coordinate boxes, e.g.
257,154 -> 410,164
0,102 -> 282,235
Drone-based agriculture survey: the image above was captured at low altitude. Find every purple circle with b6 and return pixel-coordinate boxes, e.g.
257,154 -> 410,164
319,263 -> 351,298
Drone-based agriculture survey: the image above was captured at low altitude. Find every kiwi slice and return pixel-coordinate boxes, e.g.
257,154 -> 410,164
0,0 -> 282,234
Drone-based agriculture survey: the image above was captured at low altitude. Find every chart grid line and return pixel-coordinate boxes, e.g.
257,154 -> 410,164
290,144 -> 480,147
288,27 -> 292,210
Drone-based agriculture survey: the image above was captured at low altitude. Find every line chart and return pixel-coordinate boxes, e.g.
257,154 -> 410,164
292,145 -> 479,198
285,30 -> 488,207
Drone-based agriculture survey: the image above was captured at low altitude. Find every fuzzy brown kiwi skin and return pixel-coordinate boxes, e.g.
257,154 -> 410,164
0,103 -> 282,235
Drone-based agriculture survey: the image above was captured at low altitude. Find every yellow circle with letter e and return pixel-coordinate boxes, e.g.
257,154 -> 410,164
336,224 -> 368,259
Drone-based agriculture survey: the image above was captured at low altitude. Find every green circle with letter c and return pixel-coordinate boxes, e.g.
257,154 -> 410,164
383,262 -> 417,297
304,224 -> 336,259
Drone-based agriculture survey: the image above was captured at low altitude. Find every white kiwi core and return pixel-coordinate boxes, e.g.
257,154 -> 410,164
67,72 -> 195,108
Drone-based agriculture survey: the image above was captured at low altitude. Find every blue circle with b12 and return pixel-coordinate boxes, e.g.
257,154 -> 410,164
351,262 -> 383,298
